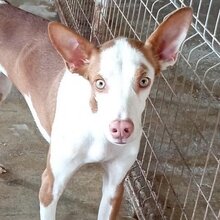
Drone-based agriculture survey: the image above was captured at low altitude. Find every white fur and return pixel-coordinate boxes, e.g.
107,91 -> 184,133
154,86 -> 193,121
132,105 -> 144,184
0,64 -> 11,102
0,64 -> 8,76
0,0 -> 6,4
24,94 -> 50,142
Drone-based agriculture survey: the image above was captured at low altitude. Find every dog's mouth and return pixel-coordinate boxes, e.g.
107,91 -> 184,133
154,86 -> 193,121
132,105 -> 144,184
115,140 -> 127,145
111,138 -> 128,145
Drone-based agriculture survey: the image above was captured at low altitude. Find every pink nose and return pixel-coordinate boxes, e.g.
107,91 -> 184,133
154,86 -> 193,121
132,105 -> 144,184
109,119 -> 134,141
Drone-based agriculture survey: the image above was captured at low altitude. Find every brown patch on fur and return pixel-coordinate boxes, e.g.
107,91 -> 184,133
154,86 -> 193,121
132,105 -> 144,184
39,153 -> 54,207
90,93 -> 98,113
77,50 -> 103,113
100,38 -> 116,51
128,39 -> 161,75
74,48 -> 100,77
109,181 -> 124,220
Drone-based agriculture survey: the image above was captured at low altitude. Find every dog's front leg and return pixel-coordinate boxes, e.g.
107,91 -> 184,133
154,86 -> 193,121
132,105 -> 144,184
98,155 -> 137,220
39,144 -> 82,220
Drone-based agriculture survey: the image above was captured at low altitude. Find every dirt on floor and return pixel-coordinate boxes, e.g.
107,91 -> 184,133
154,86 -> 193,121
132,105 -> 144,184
0,1 -> 135,219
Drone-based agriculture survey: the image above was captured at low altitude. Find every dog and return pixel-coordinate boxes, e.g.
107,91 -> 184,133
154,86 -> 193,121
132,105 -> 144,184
0,1 -> 192,219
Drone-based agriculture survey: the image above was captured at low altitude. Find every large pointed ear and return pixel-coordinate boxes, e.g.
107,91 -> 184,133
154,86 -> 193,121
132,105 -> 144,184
48,22 -> 95,72
147,7 -> 193,71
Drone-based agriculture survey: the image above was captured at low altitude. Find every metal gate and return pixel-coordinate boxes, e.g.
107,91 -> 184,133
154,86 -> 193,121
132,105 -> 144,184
55,0 -> 220,219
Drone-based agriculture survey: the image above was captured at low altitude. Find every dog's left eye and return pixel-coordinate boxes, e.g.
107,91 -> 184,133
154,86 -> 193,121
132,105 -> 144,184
139,77 -> 151,88
95,79 -> 106,90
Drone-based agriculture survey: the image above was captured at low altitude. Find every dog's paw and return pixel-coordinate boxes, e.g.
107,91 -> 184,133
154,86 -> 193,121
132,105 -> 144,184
0,164 -> 7,174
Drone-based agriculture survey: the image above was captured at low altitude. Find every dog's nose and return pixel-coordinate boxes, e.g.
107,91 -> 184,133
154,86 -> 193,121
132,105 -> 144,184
109,119 -> 134,141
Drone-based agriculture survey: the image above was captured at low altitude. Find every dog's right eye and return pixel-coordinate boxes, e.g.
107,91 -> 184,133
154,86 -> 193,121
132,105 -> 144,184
139,76 -> 151,88
95,79 -> 106,90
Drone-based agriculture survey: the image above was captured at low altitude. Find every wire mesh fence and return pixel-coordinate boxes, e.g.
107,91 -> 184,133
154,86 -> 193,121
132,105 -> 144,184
55,0 -> 220,219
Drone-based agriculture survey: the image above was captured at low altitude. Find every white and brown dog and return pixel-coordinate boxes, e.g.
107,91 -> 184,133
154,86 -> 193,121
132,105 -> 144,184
0,1 -> 192,219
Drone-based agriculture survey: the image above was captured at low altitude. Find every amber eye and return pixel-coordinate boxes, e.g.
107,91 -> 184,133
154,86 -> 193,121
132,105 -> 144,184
95,79 -> 106,90
139,77 -> 150,88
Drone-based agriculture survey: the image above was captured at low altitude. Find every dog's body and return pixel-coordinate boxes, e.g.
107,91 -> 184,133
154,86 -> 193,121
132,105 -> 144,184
0,1 -> 192,219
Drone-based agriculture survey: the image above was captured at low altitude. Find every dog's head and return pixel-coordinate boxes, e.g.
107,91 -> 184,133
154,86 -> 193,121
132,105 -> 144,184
48,7 -> 192,145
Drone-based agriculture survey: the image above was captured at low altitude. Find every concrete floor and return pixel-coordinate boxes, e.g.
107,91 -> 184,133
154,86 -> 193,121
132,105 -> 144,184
0,1 -> 134,219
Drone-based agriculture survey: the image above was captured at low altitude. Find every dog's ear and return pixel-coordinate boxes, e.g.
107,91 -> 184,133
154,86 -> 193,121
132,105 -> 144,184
48,22 -> 95,72
146,7 -> 193,71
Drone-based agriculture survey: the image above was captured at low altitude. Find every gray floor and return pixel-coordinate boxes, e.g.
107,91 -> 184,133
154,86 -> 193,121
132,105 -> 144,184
0,1 -> 134,219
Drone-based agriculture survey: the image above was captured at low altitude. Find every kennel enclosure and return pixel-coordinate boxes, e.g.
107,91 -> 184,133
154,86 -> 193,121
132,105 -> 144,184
55,0 -> 220,219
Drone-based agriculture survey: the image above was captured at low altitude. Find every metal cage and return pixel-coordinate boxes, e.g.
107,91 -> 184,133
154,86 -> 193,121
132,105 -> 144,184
55,0 -> 220,219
